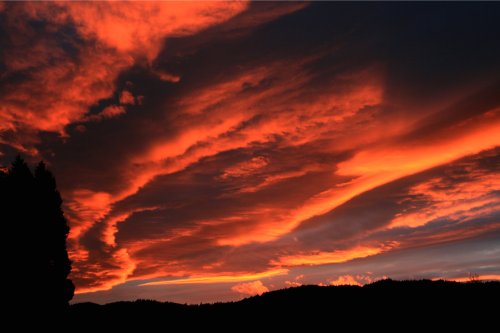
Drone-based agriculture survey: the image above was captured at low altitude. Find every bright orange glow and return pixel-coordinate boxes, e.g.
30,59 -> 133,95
271,245 -> 393,267
443,275 -> 500,283
140,269 -> 288,286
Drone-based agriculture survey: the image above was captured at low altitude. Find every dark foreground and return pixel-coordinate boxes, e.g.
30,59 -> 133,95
65,280 -> 500,328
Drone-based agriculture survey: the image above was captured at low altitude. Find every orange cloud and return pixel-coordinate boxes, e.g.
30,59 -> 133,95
231,280 -> 269,296
220,156 -> 269,179
0,1 -> 247,152
140,269 -> 288,286
155,70 -> 182,83
390,171 -> 499,229
329,275 -> 362,286
329,274 -> 376,286
102,206 -> 162,247
74,248 -> 135,294
190,68 -> 386,246
271,244 -> 395,267
66,190 -> 112,240
220,105 -> 500,246
0,40 -> 132,138
84,105 -> 126,122
119,90 -> 135,105
60,1 -> 249,60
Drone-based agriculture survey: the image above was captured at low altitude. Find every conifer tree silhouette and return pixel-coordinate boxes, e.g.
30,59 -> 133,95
1,156 -> 74,309
34,161 -> 74,307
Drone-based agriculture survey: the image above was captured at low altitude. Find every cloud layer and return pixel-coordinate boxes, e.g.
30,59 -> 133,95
1,2 -> 499,303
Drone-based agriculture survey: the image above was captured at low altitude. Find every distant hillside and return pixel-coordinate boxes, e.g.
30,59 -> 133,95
68,279 -> 499,327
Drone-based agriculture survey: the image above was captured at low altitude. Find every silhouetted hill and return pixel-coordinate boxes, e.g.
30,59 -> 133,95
67,279 -> 500,328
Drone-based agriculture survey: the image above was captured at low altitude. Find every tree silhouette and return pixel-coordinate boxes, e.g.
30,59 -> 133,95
1,156 -> 74,308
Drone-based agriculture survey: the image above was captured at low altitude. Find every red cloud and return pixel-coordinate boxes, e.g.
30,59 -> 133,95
60,1 -> 249,60
0,1 -> 248,153
119,91 -> 135,106
84,106 -> 126,123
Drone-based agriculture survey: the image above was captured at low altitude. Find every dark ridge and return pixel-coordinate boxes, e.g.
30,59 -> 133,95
67,279 -> 500,327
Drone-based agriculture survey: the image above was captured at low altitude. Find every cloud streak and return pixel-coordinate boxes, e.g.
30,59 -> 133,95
141,269 -> 287,287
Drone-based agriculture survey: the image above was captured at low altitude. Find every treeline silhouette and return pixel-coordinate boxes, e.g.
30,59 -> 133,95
0,156 -> 73,310
69,279 -> 500,327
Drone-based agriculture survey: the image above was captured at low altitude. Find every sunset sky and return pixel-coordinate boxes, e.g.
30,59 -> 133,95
1,1 -> 499,304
